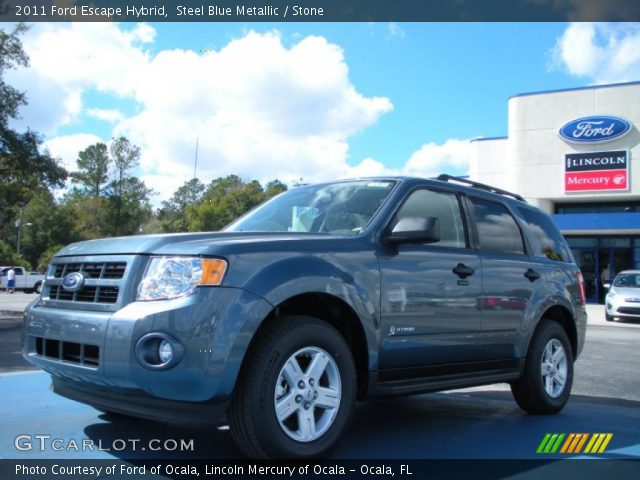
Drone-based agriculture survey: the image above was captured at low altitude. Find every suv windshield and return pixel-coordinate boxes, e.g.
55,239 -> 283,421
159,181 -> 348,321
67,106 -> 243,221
613,273 -> 640,288
225,180 -> 396,235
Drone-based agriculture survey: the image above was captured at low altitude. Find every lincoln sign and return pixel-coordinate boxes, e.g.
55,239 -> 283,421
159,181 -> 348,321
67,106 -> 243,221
564,150 -> 629,192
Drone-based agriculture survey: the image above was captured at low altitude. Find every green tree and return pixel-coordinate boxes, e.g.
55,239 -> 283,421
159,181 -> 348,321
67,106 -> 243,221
109,137 -> 141,235
191,176 -> 288,231
157,178 -> 205,233
20,191 -> 79,267
37,244 -> 65,272
0,239 -> 31,269
0,23 -> 28,126
105,177 -> 153,236
71,143 -> 109,198
0,23 -> 67,246
65,142 -> 111,237
264,179 -> 288,197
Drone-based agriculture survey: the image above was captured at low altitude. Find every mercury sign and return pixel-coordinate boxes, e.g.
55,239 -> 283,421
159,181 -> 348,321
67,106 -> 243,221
564,150 -> 629,192
559,116 -> 631,144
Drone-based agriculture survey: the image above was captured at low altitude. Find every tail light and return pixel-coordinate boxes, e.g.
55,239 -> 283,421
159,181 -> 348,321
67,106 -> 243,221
576,271 -> 586,305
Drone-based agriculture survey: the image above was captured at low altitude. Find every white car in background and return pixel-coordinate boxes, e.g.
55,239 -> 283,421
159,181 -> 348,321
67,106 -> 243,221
0,266 -> 45,294
605,270 -> 640,322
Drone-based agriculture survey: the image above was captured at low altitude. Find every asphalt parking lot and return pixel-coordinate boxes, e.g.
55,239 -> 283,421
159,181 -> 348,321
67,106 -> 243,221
1,293 -> 638,462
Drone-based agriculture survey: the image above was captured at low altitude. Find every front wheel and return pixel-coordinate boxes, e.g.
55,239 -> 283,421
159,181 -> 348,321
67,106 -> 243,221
605,312 -> 614,322
35,282 -> 43,294
511,320 -> 574,414
228,316 -> 356,459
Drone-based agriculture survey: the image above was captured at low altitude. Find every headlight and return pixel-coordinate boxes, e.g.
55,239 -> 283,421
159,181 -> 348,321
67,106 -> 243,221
137,256 -> 227,301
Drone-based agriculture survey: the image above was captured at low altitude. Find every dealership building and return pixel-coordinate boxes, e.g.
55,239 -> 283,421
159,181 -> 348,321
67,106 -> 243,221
470,81 -> 640,303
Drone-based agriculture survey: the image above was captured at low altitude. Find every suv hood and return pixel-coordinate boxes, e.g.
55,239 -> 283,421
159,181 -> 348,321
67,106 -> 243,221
54,231 -> 356,258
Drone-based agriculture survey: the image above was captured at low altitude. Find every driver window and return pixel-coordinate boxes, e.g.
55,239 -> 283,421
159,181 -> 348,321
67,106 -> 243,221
393,189 -> 466,248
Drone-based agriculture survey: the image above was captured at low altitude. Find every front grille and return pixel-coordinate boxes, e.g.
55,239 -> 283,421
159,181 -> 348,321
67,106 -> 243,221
53,262 -> 126,280
44,255 -> 139,311
34,336 -> 100,367
617,307 -> 640,315
47,260 -> 128,306
49,285 -> 119,304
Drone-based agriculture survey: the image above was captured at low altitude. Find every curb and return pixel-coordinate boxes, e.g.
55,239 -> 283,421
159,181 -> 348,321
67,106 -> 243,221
0,311 -> 22,330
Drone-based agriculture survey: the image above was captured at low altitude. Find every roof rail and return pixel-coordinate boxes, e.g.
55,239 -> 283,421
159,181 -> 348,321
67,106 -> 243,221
436,174 -> 527,203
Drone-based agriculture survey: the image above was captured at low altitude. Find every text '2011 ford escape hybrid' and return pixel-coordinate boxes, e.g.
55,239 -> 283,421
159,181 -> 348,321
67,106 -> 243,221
23,175 -> 587,458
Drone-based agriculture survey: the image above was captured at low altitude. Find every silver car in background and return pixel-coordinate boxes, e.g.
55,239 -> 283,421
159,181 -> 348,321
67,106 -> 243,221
605,270 -> 640,322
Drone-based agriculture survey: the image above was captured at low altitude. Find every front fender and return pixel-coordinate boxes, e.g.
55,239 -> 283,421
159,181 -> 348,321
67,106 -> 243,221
231,254 -> 381,372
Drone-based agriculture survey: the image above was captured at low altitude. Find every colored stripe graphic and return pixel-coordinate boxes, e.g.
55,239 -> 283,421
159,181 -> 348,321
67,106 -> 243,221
574,433 -> 589,453
537,434 -> 552,453
563,433 -> 587,453
584,434 -> 598,453
585,433 -> 613,454
539,433 -> 613,454
560,433 -> 576,453
537,433 -> 565,453
550,434 -> 565,453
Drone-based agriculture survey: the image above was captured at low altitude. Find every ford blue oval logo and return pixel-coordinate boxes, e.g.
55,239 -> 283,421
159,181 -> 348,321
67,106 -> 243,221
62,272 -> 85,292
559,116 -> 632,144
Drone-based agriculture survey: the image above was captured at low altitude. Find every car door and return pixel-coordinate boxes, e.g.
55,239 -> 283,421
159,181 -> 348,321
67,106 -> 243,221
466,196 -> 539,360
378,187 -> 483,370
14,267 -> 25,289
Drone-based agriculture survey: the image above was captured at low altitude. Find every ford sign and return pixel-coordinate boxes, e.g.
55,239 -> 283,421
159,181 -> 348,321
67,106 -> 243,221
559,116 -> 632,144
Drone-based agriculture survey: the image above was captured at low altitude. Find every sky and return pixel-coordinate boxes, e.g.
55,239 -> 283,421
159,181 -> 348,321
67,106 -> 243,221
7,22 -> 640,205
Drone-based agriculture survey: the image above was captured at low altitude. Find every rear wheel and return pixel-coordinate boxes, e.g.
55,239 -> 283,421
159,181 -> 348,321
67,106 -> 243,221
511,320 -> 574,414
228,316 -> 356,459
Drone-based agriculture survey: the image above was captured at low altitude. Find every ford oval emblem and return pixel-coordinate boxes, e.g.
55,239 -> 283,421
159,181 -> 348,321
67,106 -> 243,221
62,272 -> 85,292
559,115 -> 632,144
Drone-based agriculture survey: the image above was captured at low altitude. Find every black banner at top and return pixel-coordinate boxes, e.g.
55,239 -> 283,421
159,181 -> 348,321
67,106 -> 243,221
2,0 -> 640,22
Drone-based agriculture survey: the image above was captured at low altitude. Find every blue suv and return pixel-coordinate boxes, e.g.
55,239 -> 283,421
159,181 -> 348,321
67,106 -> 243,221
23,175 -> 587,458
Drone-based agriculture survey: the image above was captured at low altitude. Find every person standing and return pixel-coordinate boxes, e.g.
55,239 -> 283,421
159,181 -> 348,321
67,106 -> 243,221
7,267 -> 16,294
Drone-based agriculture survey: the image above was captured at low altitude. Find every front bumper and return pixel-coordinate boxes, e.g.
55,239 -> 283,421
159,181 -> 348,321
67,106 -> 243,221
23,287 -> 273,420
605,296 -> 640,320
51,376 -> 228,426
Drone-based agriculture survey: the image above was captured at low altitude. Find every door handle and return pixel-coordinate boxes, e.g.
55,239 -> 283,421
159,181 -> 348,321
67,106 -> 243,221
524,268 -> 541,282
452,263 -> 475,279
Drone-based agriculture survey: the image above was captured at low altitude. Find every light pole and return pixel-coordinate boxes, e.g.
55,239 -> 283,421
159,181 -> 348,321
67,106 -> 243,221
15,208 -> 33,257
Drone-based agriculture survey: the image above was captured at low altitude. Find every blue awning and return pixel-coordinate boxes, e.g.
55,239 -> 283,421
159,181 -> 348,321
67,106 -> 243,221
553,212 -> 640,234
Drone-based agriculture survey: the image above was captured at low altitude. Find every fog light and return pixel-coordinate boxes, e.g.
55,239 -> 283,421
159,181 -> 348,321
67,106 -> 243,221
158,340 -> 173,364
135,333 -> 184,370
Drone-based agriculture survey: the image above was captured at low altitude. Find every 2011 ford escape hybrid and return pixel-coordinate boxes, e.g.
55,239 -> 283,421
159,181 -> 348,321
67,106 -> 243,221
23,175 -> 587,458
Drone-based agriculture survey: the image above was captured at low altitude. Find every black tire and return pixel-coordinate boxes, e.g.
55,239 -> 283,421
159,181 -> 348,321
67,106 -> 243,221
605,312 -> 614,322
35,282 -> 43,294
510,320 -> 574,414
228,316 -> 356,459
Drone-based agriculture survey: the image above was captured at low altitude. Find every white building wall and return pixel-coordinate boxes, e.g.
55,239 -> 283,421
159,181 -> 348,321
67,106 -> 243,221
469,137 -> 511,190
470,82 -> 640,213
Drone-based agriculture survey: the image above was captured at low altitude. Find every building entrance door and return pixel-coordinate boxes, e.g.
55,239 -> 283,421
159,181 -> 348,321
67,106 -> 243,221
575,249 -> 598,303
611,248 -> 633,277
576,247 -> 634,303
568,237 -> 637,304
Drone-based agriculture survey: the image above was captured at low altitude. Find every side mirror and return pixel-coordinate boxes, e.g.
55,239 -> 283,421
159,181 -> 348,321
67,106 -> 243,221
603,283 -> 610,291
386,216 -> 440,245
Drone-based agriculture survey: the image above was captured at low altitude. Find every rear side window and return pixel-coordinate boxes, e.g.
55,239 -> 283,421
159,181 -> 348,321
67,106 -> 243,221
470,197 -> 525,255
393,189 -> 466,248
518,207 -> 571,262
